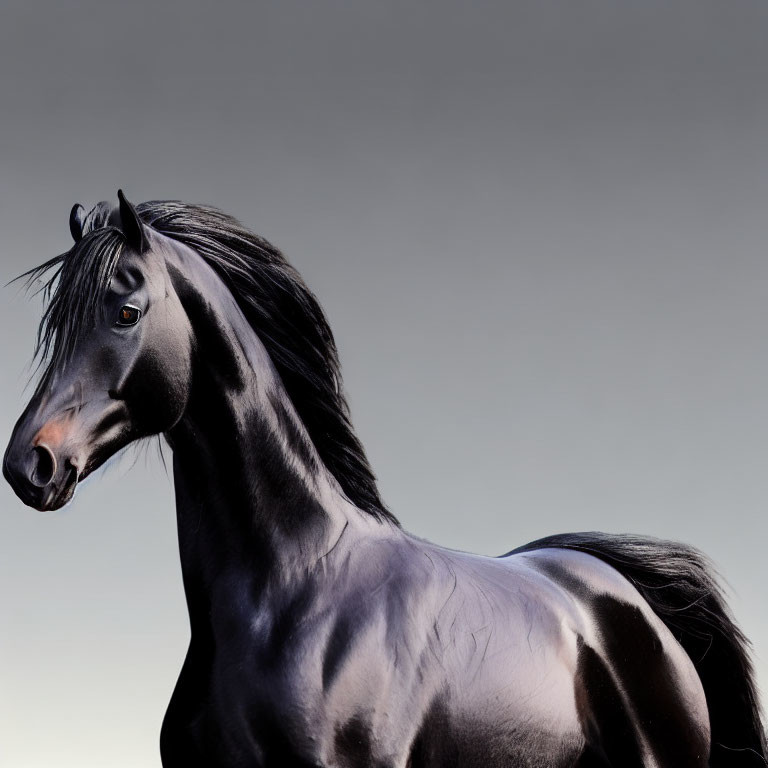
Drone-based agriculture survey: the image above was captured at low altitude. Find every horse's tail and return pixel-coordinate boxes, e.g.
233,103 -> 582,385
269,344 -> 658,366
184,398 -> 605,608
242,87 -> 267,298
512,532 -> 767,767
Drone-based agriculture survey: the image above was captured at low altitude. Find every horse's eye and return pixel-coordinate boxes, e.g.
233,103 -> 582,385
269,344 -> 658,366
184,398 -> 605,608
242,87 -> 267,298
116,305 -> 141,326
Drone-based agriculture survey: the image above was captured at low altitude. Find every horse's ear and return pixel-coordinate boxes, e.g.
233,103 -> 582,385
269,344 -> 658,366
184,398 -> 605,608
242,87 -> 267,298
69,204 -> 85,243
117,189 -> 148,253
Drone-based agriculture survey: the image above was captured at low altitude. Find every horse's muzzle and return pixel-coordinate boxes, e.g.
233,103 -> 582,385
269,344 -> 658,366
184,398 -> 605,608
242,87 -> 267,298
3,441 -> 79,511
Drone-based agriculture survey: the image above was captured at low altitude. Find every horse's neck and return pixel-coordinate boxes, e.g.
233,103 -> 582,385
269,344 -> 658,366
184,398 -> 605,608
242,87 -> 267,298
165,268 -> 367,627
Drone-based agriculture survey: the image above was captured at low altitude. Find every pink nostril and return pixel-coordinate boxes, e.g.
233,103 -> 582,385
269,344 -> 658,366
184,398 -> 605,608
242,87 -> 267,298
30,444 -> 57,487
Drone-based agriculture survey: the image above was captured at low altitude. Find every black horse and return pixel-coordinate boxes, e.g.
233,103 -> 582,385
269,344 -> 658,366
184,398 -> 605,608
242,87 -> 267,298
4,192 -> 766,767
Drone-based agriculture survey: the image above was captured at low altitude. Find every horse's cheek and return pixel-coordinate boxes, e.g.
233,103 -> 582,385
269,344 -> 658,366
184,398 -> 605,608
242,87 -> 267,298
128,331 -> 192,434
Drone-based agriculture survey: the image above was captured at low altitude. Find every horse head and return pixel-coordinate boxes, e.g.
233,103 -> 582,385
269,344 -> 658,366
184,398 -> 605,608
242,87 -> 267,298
4,191 -> 193,511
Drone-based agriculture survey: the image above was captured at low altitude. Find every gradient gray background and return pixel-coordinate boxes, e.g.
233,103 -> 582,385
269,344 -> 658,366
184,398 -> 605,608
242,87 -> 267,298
1,1 -> 767,765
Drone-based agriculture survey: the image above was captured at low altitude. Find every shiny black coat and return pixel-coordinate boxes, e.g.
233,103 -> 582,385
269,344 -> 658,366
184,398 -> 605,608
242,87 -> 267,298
5,196 -> 765,767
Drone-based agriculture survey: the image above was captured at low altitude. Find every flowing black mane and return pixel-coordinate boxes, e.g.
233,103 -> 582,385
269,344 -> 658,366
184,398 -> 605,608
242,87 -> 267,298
22,199 -> 396,524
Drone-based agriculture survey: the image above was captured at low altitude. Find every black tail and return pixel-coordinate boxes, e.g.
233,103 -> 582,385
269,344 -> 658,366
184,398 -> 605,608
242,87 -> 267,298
513,532 -> 766,767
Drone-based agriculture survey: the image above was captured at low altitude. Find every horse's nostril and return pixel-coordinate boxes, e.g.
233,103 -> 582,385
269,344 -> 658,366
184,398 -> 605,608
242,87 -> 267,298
31,444 -> 57,487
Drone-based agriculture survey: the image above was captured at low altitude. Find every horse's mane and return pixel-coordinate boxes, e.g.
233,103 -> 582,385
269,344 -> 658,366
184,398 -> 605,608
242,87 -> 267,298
21,199 -> 396,525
